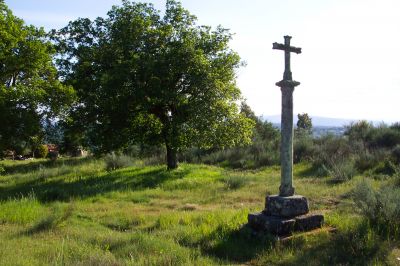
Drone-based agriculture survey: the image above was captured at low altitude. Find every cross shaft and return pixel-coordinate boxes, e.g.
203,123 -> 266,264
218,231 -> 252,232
273,35 -> 301,80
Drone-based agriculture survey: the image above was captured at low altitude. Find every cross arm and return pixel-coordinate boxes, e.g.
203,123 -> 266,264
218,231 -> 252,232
272,42 -> 302,54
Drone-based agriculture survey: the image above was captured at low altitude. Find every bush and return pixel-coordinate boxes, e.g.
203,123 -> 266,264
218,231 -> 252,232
375,159 -> 399,176
48,151 -> 59,161
392,145 -> 400,164
311,135 -> 357,180
344,120 -> 373,142
104,153 -> 134,171
221,175 -> 248,190
353,179 -> 400,234
354,150 -> 386,173
35,145 -> 48,158
294,136 -> 314,163
327,158 -> 357,181
367,126 -> 400,148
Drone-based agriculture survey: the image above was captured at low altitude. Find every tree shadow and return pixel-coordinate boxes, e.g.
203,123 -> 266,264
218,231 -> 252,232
2,157 -> 93,175
197,221 -> 390,265
296,163 -> 325,178
20,204 -> 75,236
0,166 -> 190,202
272,221 -> 388,266
200,225 -> 277,264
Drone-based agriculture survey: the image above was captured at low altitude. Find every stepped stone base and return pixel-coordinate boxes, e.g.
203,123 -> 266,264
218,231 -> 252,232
248,195 -> 324,235
265,195 -> 309,217
248,212 -> 324,235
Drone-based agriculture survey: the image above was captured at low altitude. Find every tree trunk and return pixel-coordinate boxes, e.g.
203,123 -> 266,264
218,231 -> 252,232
166,144 -> 178,170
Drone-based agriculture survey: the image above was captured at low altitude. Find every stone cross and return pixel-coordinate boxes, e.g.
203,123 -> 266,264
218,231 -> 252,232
247,36 -> 323,235
273,35 -> 301,197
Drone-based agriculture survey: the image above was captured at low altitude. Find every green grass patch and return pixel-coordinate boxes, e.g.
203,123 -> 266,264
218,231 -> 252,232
0,193 -> 45,225
0,157 -> 398,265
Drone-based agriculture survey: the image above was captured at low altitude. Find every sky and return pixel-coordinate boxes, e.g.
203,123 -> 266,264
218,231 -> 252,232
5,0 -> 400,123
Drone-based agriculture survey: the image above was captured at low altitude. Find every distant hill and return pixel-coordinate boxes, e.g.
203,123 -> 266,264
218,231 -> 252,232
261,115 -> 375,127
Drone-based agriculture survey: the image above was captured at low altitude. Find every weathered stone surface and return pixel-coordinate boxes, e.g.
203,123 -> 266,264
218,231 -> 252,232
273,35 -> 302,197
248,212 -> 295,235
294,213 -> 324,231
264,195 -> 309,217
248,212 -> 324,235
247,37 -> 324,237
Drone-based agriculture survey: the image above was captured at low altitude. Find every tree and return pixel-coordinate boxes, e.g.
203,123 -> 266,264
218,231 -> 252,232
344,120 -> 372,142
296,113 -> 312,136
240,101 -> 279,141
53,0 -> 254,169
0,2 -> 74,155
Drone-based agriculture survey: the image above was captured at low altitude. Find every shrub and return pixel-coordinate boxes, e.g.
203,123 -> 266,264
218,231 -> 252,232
48,151 -> 59,161
392,145 -> 400,164
311,135 -> 357,180
354,150 -> 386,173
35,144 -> 48,158
367,126 -> 400,148
294,136 -> 314,163
344,120 -> 373,142
375,159 -> 399,176
327,158 -> 357,181
221,175 -> 248,190
0,166 -> 5,175
104,153 -> 134,171
143,154 -> 165,166
353,179 -> 400,235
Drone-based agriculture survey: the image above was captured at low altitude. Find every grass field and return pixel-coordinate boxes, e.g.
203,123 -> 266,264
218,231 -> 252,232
0,157 -> 398,265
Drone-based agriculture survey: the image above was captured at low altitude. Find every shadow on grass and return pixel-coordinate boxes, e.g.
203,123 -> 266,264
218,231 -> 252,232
199,225 -> 277,264
261,221 -> 388,266
296,163 -> 325,178
197,220 -> 390,265
0,167 -> 190,203
22,204 -> 75,235
2,157 -> 93,175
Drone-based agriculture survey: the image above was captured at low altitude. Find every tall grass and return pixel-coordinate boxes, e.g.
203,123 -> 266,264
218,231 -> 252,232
353,179 -> 400,238
0,157 -> 398,265
0,192 -> 45,225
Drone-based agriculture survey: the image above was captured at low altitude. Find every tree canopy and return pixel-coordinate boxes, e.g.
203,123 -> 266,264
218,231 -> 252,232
53,0 -> 254,169
296,113 -> 312,136
0,1 -> 74,154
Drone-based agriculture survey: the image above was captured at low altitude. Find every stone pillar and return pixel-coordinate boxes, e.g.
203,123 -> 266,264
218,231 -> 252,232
280,85 -> 294,197
276,80 -> 299,197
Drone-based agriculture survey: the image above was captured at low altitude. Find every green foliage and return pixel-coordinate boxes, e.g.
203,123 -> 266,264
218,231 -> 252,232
294,135 -> 314,163
104,153 -> 135,171
35,144 -> 48,158
354,150 -> 385,173
48,151 -> 59,161
311,135 -> 356,179
353,179 -> 400,236
392,144 -> 400,163
327,158 -> 357,182
52,0 -> 254,169
221,175 -> 249,190
296,113 -> 312,136
0,2 -> 75,153
345,120 -> 373,143
0,193 -> 45,225
197,144 -> 279,169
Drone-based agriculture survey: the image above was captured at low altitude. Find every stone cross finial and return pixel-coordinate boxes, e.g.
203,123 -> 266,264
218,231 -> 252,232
273,35 -> 302,81
273,36 -> 301,197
